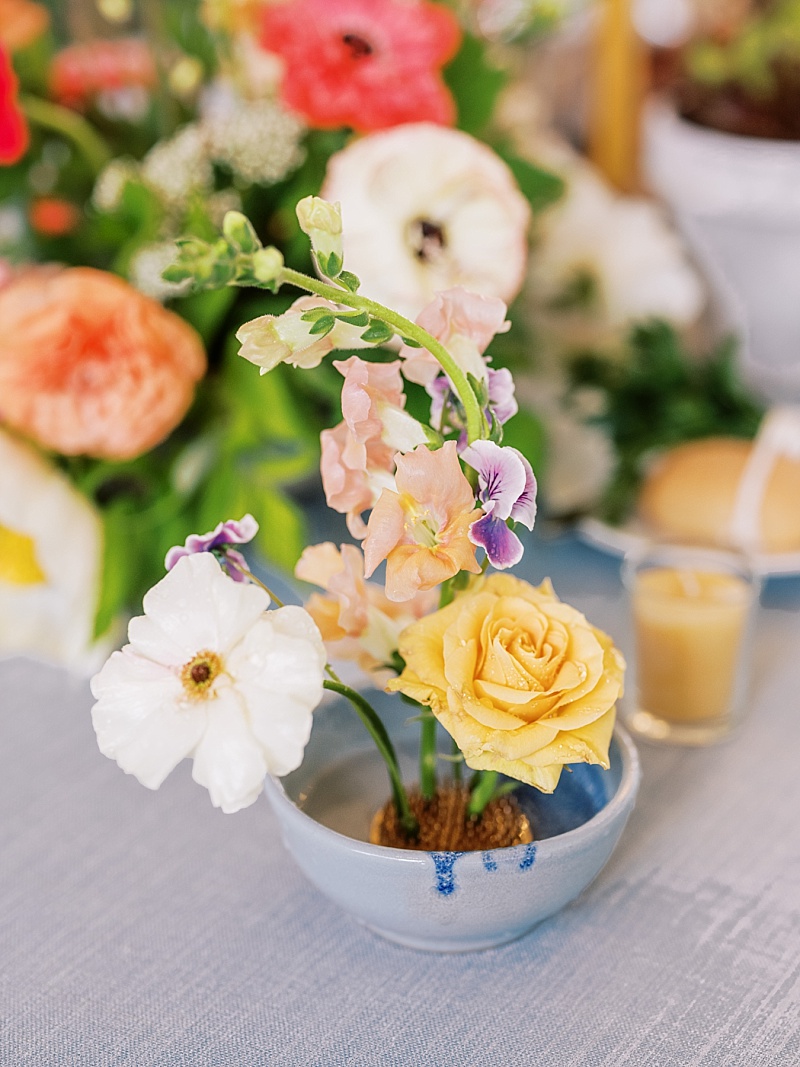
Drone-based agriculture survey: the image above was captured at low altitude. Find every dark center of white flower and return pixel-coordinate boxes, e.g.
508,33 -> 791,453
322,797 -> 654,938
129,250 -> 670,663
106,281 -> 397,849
408,218 -> 447,264
180,649 -> 224,699
342,32 -> 373,59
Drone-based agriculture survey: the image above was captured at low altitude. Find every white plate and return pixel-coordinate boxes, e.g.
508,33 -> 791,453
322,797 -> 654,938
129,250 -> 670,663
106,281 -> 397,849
577,517 -> 800,578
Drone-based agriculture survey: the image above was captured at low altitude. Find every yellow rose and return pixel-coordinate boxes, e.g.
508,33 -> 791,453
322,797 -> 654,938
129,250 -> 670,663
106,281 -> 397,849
387,574 -> 625,792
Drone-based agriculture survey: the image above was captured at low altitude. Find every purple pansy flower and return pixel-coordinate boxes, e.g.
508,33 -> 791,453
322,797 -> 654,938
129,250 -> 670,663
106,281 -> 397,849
165,515 -> 259,582
428,368 -> 518,448
462,441 -> 537,570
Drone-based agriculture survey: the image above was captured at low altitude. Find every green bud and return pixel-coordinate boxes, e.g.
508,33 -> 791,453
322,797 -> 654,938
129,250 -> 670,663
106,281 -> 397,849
222,211 -> 261,254
252,246 -> 285,284
296,196 -> 344,278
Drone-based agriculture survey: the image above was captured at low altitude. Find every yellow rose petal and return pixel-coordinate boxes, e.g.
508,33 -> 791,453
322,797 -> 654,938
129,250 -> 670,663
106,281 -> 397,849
522,708 -> 617,770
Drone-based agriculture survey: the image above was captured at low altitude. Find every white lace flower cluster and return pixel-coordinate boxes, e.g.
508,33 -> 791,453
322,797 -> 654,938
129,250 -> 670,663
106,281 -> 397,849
92,84 -> 307,301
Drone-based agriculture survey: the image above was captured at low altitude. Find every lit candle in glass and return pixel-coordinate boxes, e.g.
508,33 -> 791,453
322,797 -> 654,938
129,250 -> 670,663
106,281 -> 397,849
623,545 -> 760,745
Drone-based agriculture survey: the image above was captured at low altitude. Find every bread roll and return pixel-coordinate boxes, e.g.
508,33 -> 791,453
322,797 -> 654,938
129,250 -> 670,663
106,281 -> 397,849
637,437 -> 800,553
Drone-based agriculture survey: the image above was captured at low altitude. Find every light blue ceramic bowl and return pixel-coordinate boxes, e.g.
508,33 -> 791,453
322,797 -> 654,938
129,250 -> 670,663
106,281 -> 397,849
264,695 -> 640,952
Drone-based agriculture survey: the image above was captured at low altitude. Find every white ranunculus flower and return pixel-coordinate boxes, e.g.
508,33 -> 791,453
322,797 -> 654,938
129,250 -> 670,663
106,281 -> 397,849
528,160 -> 704,343
321,123 -> 531,322
90,553 -> 326,813
0,429 -> 105,673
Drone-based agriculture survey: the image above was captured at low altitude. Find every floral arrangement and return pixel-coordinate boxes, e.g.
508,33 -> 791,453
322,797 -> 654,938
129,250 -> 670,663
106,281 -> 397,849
0,0 -> 714,684
0,0 -> 578,673
89,197 -> 625,850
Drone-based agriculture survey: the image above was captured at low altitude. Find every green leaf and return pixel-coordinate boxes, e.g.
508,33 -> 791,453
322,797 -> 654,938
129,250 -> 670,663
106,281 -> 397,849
176,286 -> 237,344
337,270 -> 361,292
501,405 -> 547,477
497,146 -> 566,213
93,504 -> 136,639
360,320 -> 395,344
300,306 -> 335,322
400,336 -> 422,348
321,250 -> 342,278
443,33 -> 507,137
335,310 -> 369,327
250,486 -> 307,572
161,264 -> 194,284
308,316 -> 336,336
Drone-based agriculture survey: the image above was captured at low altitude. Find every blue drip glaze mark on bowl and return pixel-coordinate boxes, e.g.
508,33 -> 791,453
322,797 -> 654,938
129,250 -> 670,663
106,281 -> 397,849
518,843 -> 537,871
431,852 -> 465,896
482,852 -> 498,873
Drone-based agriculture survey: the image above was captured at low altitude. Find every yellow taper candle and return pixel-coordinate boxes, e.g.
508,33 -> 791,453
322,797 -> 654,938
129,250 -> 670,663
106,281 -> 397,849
632,567 -> 751,726
589,0 -> 648,192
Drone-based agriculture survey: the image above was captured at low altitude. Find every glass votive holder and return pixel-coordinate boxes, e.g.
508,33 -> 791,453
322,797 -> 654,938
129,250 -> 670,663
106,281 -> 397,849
621,543 -> 761,746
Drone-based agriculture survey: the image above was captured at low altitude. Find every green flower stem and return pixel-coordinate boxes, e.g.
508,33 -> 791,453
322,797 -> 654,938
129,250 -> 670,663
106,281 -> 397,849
323,678 -> 418,839
467,770 -> 499,819
419,713 -> 437,802
279,266 -> 486,445
451,736 -> 463,786
19,95 -> 112,174
233,565 -> 286,607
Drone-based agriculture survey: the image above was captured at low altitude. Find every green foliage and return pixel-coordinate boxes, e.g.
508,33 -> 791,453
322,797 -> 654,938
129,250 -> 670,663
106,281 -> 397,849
501,405 -> 547,479
444,33 -> 507,137
178,286 -> 238,346
337,270 -> 361,293
686,0 -> 800,96
360,320 -> 395,345
569,321 -> 764,524
495,144 -> 566,214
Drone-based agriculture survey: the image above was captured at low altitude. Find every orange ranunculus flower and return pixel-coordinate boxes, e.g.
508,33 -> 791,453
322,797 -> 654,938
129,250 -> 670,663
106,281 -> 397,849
388,574 -> 625,791
0,267 -> 206,460
0,0 -> 50,53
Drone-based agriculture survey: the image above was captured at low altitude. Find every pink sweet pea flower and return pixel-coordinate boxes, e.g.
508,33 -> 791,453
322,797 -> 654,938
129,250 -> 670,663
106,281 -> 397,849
398,287 -> 510,387
320,358 -> 427,537
363,442 -> 482,602
261,0 -> 460,133
296,541 -> 437,679
320,423 -> 396,539
237,296 -> 365,374
337,356 -> 427,452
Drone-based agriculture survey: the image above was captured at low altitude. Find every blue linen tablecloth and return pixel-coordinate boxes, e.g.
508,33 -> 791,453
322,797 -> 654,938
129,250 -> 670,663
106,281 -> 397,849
2,531 -> 799,1066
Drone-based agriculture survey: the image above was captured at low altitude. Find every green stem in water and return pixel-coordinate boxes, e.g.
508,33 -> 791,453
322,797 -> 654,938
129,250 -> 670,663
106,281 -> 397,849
323,678 -> 418,839
19,95 -> 112,174
467,770 -> 499,819
279,266 -> 486,445
419,713 -> 437,802
451,736 -> 462,787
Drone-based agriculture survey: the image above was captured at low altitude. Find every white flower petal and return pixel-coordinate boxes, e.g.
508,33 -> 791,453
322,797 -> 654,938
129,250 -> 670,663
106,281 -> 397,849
191,687 -> 269,814
91,649 -> 205,789
130,553 -> 269,665
228,609 -> 325,777
322,124 -> 530,322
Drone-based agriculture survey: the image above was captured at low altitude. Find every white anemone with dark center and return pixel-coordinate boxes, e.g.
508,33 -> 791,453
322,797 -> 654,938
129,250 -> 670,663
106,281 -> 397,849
90,552 -> 326,813
322,123 -> 531,321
